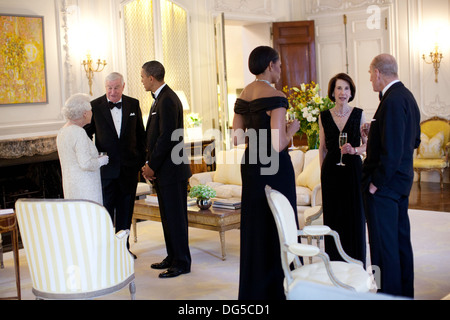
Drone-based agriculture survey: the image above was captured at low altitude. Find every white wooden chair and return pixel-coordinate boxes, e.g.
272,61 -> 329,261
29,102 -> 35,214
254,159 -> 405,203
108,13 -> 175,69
265,186 -> 373,300
15,199 -> 135,300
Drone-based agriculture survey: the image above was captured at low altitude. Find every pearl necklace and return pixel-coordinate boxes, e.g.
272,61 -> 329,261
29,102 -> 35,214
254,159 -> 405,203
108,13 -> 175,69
255,79 -> 273,87
332,107 -> 351,118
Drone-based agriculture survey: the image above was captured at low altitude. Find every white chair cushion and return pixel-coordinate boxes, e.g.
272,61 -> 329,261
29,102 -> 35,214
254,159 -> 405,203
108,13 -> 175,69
290,261 -> 371,293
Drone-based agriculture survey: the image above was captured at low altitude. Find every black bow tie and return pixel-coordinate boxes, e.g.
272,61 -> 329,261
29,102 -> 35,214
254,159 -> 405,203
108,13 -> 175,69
109,102 -> 122,110
379,92 -> 383,101
151,92 -> 156,99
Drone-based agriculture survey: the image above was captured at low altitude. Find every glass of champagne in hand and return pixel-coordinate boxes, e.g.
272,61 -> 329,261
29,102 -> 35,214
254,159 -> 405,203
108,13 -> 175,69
361,123 -> 370,138
337,132 -> 347,166
286,112 -> 295,150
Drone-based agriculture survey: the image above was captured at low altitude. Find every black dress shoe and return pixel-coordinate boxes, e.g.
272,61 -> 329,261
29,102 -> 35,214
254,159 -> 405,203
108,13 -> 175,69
151,260 -> 171,270
158,267 -> 190,278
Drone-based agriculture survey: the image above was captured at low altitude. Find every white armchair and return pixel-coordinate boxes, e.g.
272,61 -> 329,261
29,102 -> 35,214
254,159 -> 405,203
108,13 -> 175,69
265,186 -> 373,299
15,199 -> 136,300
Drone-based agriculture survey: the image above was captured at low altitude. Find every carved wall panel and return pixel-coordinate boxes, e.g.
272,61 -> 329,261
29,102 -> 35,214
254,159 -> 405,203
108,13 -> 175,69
213,0 -> 273,16
306,0 -> 392,14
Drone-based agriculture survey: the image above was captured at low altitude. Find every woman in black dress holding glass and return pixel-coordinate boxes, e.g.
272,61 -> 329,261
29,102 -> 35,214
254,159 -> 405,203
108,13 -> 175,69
233,46 -> 300,300
319,73 -> 368,265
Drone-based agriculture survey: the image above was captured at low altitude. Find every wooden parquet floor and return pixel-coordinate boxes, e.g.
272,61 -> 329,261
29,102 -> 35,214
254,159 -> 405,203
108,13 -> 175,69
409,181 -> 450,212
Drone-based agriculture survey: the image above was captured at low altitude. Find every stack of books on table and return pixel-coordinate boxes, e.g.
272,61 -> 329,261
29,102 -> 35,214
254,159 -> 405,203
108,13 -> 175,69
0,209 -> 14,215
146,195 -> 198,207
145,194 -> 158,205
213,199 -> 241,210
187,198 -> 197,207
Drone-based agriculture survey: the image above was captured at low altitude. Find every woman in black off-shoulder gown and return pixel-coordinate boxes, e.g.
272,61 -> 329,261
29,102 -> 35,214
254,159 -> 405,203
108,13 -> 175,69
233,46 -> 300,300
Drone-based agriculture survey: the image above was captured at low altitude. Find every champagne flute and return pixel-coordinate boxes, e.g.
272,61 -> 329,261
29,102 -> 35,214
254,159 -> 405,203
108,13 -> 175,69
337,132 -> 347,166
361,123 -> 371,139
286,112 -> 296,150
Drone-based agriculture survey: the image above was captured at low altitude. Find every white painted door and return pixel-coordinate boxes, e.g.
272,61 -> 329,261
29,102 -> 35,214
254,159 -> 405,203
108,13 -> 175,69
314,8 -> 391,120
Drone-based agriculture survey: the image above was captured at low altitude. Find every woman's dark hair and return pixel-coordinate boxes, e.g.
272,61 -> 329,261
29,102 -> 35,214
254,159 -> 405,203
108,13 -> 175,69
328,73 -> 356,103
248,46 -> 280,76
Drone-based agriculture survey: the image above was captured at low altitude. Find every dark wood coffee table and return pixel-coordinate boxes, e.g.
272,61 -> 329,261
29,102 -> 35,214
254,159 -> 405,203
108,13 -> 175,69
133,200 -> 241,260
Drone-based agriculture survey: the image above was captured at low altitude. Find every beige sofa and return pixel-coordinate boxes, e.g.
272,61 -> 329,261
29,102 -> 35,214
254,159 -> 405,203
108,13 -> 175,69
189,147 -> 322,215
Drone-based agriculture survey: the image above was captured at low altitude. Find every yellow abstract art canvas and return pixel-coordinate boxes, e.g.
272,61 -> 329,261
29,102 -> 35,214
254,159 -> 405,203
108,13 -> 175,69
0,15 -> 48,105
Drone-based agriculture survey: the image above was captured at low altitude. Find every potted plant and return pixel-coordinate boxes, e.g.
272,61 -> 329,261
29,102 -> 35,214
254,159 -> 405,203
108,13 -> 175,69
189,184 -> 216,210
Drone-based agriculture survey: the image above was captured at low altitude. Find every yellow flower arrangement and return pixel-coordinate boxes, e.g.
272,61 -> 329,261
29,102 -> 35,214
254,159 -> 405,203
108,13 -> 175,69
283,82 -> 335,149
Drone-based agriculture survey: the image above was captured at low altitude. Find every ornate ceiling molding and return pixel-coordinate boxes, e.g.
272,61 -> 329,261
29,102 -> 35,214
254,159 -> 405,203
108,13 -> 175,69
214,0 -> 273,16
306,0 -> 392,14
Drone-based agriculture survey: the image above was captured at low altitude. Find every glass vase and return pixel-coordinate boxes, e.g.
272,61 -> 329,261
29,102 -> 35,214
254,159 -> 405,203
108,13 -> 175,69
307,131 -> 320,150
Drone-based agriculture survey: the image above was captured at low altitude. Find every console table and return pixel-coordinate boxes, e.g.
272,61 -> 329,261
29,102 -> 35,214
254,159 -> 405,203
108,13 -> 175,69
0,210 -> 20,300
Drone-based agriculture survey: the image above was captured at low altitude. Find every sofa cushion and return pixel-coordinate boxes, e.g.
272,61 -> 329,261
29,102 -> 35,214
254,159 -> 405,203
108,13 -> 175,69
418,132 -> 445,159
209,184 -> 242,199
290,150 -> 305,180
297,154 -> 321,190
296,186 -> 312,206
213,149 -> 245,186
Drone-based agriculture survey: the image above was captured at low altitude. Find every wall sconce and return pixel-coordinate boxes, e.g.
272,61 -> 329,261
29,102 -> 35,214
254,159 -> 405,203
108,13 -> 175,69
423,45 -> 443,83
82,53 -> 107,95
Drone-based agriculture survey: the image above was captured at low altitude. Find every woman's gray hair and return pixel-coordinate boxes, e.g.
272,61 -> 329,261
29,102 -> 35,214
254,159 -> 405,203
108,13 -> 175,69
62,93 -> 91,120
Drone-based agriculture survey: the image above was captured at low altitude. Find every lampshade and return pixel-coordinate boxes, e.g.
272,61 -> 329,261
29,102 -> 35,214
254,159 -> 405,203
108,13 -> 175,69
175,91 -> 190,111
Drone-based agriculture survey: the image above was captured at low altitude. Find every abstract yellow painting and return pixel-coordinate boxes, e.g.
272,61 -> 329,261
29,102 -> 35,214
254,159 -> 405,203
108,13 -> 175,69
0,15 -> 48,105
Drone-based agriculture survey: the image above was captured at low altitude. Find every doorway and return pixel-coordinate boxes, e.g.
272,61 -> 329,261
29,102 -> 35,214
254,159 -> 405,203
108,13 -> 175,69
216,19 -> 316,149
215,18 -> 272,148
224,20 -> 272,125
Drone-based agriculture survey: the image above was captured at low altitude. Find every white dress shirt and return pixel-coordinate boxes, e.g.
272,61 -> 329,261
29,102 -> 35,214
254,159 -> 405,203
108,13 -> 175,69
109,99 -> 123,138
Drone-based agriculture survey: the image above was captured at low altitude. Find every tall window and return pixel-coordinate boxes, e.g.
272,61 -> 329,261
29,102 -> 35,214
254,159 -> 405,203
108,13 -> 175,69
123,0 -> 191,118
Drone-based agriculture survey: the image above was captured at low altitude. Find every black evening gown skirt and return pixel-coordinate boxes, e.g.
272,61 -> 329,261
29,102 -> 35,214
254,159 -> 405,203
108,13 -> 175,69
238,149 -> 298,300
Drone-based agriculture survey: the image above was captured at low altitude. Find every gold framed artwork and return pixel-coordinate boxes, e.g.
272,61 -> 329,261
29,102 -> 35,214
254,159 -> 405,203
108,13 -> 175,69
0,14 -> 48,105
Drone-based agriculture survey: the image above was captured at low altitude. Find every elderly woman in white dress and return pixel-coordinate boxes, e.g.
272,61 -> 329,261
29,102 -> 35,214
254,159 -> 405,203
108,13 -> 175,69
57,93 -> 109,204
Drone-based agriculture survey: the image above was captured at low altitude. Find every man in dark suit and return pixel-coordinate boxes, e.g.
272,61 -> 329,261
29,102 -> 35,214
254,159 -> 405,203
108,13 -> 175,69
362,54 -> 421,298
85,72 -> 146,257
141,61 -> 192,278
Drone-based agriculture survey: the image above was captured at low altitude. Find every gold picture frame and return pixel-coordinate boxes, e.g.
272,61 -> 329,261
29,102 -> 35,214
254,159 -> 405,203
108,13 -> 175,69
0,14 -> 48,105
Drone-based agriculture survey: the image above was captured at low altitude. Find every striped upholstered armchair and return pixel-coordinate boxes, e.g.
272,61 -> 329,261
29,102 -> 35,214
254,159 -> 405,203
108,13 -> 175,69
15,199 -> 135,300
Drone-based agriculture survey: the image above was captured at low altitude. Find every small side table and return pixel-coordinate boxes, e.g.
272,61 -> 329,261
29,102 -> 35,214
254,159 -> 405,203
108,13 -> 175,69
0,210 -> 21,300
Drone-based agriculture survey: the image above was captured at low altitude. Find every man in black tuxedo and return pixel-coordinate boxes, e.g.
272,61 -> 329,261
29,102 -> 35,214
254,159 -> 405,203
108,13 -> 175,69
362,54 -> 421,298
141,61 -> 192,278
85,72 -> 146,257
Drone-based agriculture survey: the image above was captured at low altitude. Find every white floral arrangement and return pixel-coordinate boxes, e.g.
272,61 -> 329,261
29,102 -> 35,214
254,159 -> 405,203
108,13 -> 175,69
186,113 -> 202,128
